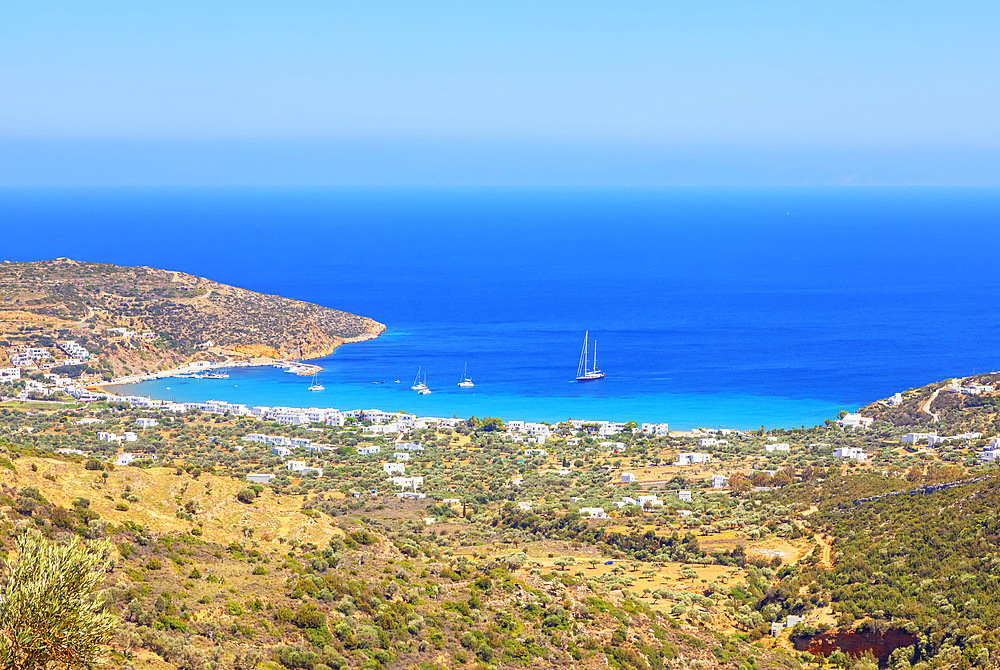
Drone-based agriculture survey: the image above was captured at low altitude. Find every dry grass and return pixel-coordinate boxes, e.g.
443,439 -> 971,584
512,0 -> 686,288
1,457 -> 343,548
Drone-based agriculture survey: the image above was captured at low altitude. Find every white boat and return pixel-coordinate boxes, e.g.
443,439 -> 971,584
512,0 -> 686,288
458,362 -> 474,388
410,367 -> 427,391
576,330 -> 605,382
308,374 -> 324,391
415,371 -> 431,394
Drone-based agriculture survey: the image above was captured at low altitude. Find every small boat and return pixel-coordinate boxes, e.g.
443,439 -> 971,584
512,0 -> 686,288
308,374 -> 324,391
418,387 -> 431,395
394,380 -> 400,384
411,367 -> 428,391
575,330 -> 605,382
458,362 -> 474,388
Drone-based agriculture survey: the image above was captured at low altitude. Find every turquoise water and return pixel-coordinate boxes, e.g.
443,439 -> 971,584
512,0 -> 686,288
108,358 -> 839,429
8,187 -> 1000,429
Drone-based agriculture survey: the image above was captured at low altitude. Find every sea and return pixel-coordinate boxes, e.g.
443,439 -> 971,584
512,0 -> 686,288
3,187 -> 1000,429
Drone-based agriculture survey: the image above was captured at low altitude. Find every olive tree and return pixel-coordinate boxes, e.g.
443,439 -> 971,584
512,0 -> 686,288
0,531 -> 118,670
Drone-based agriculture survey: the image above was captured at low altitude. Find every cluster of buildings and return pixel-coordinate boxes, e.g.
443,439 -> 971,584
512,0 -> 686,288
902,431 -> 982,446
952,383 -> 995,395
6,342 -> 91,369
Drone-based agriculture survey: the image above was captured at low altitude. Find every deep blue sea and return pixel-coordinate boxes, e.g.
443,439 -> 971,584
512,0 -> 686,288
3,187 -> 999,429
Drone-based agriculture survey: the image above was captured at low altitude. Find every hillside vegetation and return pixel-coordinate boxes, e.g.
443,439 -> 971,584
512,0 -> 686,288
0,259 -> 384,377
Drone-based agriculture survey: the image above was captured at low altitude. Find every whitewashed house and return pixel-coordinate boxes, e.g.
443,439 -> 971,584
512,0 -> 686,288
390,476 -> 423,489
902,432 -> 937,444
675,452 -> 712,466
579,506 -> 608,519
115,453 -> 135,466
272,446 -> 293,458
136,418 -> 159,429
764,443 -> 791,452
838,413 -> 874,429
287,461 -> 323,477
357,444 -> 381,456
383,462 -> 405,475
638,494 -> 664,507
712,474 -> 728,489
833,447 -> 867,461
621,472 -> 636,483
641,422 -> 670,436
678,490 -> 693,502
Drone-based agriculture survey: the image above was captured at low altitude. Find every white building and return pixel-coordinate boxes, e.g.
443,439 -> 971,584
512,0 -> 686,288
394,452 -> 411,461
59,341 -> 89,359
833,447 -> 867,461
902,432 -> 937,445
136,418 -> 159,429
390,476 -> 423,489
75,418 -> 103,425
0,367 -> 21,380
579,506 -> 608,519
274,412 -> 308,426
246,473 -> 276,484
272,446 -> 293,458
56,448 -> 89,457
621,472 -> 636,483
383,462 -> 405,474
637,494 -> 664,507
980,444 -> 1000,463
396,442 -> 424,452
675,452 -> 712,466
678,490 -> 692,502
97,432 -> 120,443
888,392 -> 903,406
961,384 -> 994,395
641,422 -> 670,436
598,422 -> 627,437
764,443 -> 791,452
287,461 -> 323,477
122,432 -> 137,442
115,453 -> 135,466
357,444 -> 381,456
838,413 -> 874,429
712,474 -> 728,488
523,448 -> 547,456
699,438 -> 727,447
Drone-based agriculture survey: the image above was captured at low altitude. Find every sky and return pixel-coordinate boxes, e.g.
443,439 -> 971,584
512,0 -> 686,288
2,1 -> 999,185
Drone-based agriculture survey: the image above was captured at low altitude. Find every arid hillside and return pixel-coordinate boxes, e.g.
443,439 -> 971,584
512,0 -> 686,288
0,258 -> 385,377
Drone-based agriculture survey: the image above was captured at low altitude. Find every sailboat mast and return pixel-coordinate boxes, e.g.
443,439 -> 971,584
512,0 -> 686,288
593,339 -> 597,373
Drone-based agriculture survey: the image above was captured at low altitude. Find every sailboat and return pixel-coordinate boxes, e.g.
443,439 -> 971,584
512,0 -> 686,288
308,374 -> 324,391
576,330 -> 605,381
411,367 -> 427,391
458,362 -> 474,388
417,372 -> 432,394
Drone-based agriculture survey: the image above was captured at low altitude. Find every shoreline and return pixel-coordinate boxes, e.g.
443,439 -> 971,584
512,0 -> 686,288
95,326 -> 384,390
94,357 -> 324,390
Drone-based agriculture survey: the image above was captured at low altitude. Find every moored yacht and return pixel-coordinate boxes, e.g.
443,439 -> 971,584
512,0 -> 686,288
575,330 -> 605,381
458,362 -> 474,388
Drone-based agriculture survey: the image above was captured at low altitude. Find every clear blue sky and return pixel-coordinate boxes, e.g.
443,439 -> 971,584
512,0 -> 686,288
2,1 -> 999,185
